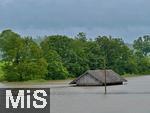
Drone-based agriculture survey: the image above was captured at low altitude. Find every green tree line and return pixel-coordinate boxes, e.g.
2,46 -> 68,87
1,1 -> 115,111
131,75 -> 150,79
0,30 -> 149,81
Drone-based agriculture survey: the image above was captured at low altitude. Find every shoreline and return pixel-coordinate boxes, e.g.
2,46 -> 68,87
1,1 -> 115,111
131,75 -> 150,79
0,75 -> 149,84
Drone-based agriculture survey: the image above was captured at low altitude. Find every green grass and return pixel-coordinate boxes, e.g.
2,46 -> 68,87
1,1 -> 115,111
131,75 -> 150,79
122,74 -> 148,78
1,79 -> 73,85
17,78 -> 73,83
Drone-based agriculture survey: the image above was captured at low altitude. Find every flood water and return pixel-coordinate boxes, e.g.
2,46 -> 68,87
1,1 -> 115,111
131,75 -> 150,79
1,76 -> 150,113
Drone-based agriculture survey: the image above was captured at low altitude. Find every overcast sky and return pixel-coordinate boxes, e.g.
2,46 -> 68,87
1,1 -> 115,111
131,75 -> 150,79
0,0 -> 150,43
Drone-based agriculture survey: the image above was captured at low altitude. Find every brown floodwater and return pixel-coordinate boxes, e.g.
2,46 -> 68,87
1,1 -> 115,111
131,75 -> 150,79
0,76 -> 150,113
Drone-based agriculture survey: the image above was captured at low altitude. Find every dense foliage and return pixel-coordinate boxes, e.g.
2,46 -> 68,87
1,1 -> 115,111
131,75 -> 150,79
0,30 -> 149,81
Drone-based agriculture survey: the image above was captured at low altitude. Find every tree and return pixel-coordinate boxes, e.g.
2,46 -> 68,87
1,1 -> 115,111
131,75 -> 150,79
41,38 -> 69,79
134,52 -> 150,74
96,36 -> 138,74
75,32 -> 87,42
44,50 -> 69,80
0,29 -> 24,63
41,35 -> 89,77
133,35 -> 150,56
133,36 -> 150,74
83,40 -> 102,70
0,30 -> 48,81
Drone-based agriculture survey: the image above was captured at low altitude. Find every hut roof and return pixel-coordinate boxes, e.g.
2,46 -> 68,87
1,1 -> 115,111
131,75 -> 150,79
70,69 -> 127,84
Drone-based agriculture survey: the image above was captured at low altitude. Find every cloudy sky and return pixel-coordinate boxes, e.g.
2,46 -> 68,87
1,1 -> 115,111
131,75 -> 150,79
0,0 -> 150,43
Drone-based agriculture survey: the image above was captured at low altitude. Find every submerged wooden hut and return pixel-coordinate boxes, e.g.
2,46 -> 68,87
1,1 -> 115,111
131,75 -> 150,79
70,69 -> 127,86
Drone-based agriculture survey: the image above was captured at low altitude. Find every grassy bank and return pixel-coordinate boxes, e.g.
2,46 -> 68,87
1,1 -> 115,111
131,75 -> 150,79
0,79 -> 74,85
122,73 -> 150,78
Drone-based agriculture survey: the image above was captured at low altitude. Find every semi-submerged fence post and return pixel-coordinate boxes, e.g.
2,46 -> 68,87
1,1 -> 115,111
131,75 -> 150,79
104,69 -> 107,94
104,56 -> 107,94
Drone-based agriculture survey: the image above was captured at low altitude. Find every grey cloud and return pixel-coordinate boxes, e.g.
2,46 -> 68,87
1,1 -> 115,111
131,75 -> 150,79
0,0 -> 150,42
